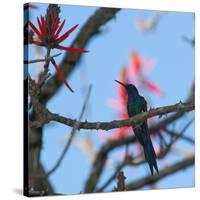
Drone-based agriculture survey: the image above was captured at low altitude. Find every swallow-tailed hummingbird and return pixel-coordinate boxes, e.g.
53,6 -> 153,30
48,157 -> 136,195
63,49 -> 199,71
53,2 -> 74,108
115,80 -> 159,175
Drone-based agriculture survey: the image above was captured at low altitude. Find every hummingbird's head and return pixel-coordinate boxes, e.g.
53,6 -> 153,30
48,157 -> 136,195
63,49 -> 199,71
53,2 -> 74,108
114,80 -> 139,95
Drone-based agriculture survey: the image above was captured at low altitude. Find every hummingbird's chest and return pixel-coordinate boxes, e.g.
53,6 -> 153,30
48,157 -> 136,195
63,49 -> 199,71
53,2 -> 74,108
127,99 -> 143,117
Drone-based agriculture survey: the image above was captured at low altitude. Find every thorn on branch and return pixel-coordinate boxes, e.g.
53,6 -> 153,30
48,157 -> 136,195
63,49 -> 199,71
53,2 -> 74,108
158,113 -> 167,119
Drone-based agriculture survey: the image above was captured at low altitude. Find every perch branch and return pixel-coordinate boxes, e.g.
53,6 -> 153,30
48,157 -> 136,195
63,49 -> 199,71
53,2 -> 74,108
30,101 -> 194,130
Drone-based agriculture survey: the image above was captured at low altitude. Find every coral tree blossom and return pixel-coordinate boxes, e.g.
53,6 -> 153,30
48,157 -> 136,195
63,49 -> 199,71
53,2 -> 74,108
28,4 -> 88,92
28,8 -> 88,52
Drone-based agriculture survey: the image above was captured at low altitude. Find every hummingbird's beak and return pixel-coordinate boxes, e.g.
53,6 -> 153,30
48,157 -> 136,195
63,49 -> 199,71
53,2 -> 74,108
115,80 -> 127,88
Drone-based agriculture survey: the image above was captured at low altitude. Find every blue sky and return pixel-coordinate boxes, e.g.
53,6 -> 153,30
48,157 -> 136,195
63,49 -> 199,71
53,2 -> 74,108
26,3 -> 194,195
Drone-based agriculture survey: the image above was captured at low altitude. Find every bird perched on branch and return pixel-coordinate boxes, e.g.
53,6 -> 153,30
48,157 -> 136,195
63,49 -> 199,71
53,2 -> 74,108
115,80 -> 159,175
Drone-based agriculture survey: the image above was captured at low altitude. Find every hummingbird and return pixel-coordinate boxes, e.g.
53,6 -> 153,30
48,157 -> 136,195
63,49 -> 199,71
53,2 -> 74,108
115,80 -> 158,175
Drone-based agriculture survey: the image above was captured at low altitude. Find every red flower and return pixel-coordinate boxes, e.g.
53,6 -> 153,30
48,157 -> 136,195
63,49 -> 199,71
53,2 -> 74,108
129,51 -> 162,96
131,51 -> 142,75
27,4 -> 89,93
142,80 -> 161,95
28,16 -> 88,53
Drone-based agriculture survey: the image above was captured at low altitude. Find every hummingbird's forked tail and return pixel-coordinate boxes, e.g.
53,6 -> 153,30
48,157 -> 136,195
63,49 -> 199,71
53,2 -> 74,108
143,136 -> 159,175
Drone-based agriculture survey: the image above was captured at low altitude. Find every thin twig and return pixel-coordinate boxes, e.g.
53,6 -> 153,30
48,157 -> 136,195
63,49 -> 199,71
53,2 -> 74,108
165,130 -> 194,145
24,53 -> 62,64
47,85 -> 92,176
182,35 -> 195,46
164,118 -> 194,145
37,48 -> 53,88
158,118 -> 194,158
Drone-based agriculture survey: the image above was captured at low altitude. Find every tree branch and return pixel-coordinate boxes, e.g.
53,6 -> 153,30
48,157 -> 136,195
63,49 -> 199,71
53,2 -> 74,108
24,53 -> 62,64
164,129 -> 194,145
30,101 -> 194,130
125,155 -> 194,191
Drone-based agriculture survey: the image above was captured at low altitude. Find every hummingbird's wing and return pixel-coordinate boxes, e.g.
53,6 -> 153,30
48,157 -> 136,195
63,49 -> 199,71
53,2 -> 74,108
139,96 -> 148,130
140,96 -> 147,112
